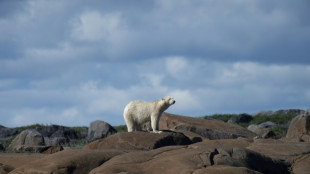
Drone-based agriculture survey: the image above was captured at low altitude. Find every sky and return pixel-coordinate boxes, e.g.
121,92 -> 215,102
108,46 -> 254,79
1,0 -> 310,127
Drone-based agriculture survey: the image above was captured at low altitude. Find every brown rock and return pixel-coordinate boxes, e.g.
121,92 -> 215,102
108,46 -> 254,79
292,154 -> 310,174
193,165 -> 262,174
84,131 -> 192,150
90,143 -> 288,174
89,146 -> 217,174
189,138 -> 253,153
10,149 -> 124,174
159,113 -> 256,139
0,153 -> 45,169
286,112 -> 310,141
0,163 -> 14,174
247,139 -> 310,162
40,146 -> 64,154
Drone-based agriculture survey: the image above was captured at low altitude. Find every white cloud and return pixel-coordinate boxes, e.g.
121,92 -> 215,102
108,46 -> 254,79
165,56 -> 188,78
71,11 -> 127,43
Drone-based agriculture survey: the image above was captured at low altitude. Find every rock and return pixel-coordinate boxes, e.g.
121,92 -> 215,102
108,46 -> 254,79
253,110 -> 274,117
84,131 -> 192,150
159,113 -> 256,140
188,138 -> 253,153
228,113 -> 253,124
247,139 -> 310,163
291,154 -> 310,174
193,166 -> 262,174
8,129 -> 45,152
247,125 -> 276,139
38,125 -> 81,146
0,163 -> 14,174
274,109 -> 305,116
89,146 -> 216,174
10,149 -> 124,174
88,120 -> 117,141
0,153 -> 45,169
229,148 -> 289,174
257,121 -> 278,129
90,142 -> 287,174
40,146 -> 64,154
0,125 -> 18,143
286,112 -> 310,141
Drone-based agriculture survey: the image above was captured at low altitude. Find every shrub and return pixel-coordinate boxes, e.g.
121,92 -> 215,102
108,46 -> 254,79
250,113 -> 297,125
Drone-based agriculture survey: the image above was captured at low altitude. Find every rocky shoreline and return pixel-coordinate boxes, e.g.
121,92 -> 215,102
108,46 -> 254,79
0,109 -> 309,174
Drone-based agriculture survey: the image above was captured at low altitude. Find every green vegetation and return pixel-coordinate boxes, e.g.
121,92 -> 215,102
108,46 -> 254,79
113,125 -> 127,132
250,113 -> 297,125
203,113 -> 299,137
15,123 -> 49,132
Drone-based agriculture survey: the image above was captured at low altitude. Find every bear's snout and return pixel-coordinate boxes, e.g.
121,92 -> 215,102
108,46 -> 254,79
172,100 -> 175,104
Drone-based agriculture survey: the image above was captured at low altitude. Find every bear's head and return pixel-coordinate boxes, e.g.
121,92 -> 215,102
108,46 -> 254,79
162,96 -> 176,105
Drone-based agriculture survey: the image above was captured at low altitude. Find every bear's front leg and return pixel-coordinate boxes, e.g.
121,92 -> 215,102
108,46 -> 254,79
151,113 -> 162,133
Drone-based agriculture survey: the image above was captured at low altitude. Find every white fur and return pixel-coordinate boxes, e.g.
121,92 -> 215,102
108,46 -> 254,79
123,96 -> 175,133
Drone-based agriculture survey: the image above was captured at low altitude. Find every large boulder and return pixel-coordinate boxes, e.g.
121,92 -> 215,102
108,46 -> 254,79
10,149 -> 124,174
0,163 -> 14,174
84,131 -> 192,150
37,125 -> 82,146
247,122 -> 278,139
8,129 -> 45,152
88,120 -> 117,141
247,139 -> 310,163
228,113 -> 253,124
0,125 -> 18,143
286,109 -> 310,141
291,154 -> 310,174
159,113 -> 256,139
89,142 -> 288,174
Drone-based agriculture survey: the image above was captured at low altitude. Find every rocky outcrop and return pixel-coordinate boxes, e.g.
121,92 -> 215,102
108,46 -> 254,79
89,140 -> 289,174
286,110 -> 310,142
247,139 -> 310,163
248,122 -> 278,138
37,125 -> 85,146
10,149 -> 124,174
159,113 -> 256,139
88,120 -> 117,141
85,131 -> 192,150
0,163 -> 14,174
1,111 -> 310,173
8,129 -> 45,152
0,125 -> 18,144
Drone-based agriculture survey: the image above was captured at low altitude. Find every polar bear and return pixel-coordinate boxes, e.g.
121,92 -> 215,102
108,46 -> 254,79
123,96 -> 175,133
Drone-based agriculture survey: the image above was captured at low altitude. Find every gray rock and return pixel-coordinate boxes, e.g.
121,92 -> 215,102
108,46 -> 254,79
253,110 -> 274,117
228,113 -> 253,124
36,125 -> 85,146
88,120 -> 117,140
8,129 -> 45,152
0,125 -> 18,143
274,109 -> 305,116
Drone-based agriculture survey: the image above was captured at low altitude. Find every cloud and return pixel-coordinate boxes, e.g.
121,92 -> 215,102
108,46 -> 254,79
71,11 -> 127,43
1,0 -> 310,127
